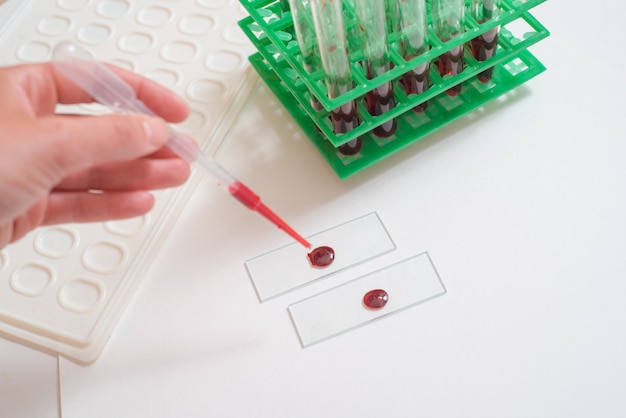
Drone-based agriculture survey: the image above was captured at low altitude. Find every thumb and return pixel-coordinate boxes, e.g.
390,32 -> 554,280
40,113 -> 170,172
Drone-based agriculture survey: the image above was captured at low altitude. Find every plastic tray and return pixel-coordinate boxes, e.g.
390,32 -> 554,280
238,0 -> 549,178
0,0 -> 257,363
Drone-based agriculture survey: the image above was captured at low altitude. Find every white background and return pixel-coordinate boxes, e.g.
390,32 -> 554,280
3,0 -> 626,417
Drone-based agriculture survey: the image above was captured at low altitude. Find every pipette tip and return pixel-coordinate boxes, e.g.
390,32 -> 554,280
256,202 -> 312,249
229,181 -> 310,248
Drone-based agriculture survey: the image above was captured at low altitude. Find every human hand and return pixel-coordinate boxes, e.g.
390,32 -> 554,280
0,62 -> 191,249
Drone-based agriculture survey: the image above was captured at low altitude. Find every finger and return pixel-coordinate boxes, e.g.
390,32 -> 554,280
0,200 -> 46,248
145,132 -> 199,159
50,62 -> 189,122
37,113 -> 170,175
47,115 -> 198,160
147,146 -> 181,159
42,190 -> 156,225
1,63 -> 189,122
55,157 -> 190,191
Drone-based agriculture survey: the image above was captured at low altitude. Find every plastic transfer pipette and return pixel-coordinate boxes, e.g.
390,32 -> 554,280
52,41 -> 311,249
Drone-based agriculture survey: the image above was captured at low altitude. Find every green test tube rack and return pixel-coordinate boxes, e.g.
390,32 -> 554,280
237,0 -> 550,179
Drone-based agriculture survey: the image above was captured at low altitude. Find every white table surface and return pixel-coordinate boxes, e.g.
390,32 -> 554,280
0,338 -> 59,418
3,1 -> 626,417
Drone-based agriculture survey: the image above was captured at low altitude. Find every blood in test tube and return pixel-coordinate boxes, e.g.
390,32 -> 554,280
355,0 -> 397,137
436,44 -> 464,96
331,101 -> 362,155
469,27 -> 499,83
307,246 -> 335,267
363,289 -> 389,310
401,60 -> 430,113
311,0 -> 362,156
469,0 -> 501,83
365,65 -> 396,138
393,0 -> 430,113
431,0 -> 465,96
337,138 -> 362,156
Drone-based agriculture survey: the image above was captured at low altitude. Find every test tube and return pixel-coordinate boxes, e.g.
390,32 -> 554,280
392,0 -> 430,113
385,0 -> 399,37
310,0 -> 362,156
288,0 -> 324,111
354,0 -> 397,137
469,0 -> 501,83
431,0 -> 465,96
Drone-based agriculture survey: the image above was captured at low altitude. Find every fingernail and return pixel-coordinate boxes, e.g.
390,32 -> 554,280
142,117 -> 167,148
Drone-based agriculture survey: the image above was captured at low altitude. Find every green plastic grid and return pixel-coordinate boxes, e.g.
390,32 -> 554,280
240,0 -> 546,108
238,0 -> 549,178
241,9 -> 548,145
251,49 -> 545,178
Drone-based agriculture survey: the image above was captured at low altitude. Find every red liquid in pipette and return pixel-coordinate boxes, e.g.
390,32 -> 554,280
228,181 -> 311,248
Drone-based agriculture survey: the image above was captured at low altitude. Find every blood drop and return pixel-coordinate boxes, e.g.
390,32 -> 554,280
363,289 -> 388,310
307,246 -> 335,268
